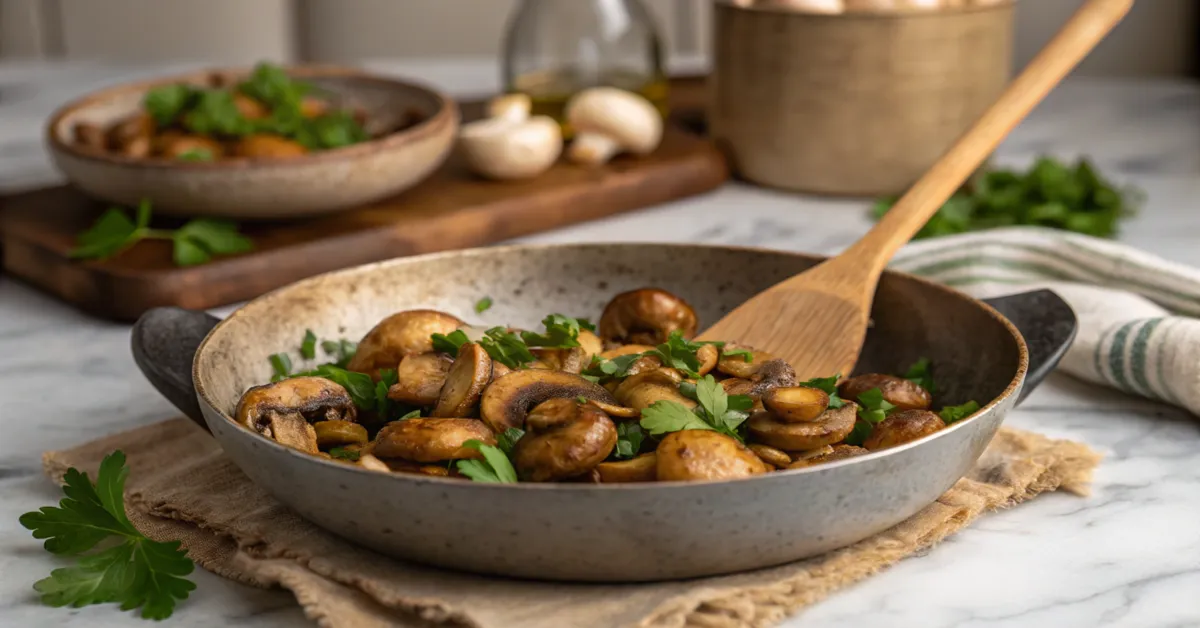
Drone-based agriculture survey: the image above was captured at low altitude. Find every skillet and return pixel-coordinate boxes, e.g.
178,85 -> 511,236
132,242 -> 1075,582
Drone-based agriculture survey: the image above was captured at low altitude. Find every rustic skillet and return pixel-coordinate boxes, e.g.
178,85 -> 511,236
132,243 -> 1076,582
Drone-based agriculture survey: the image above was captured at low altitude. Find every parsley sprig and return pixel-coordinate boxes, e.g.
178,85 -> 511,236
19,451 -> 196,620
456,440 -> 519,483
70,199 -> 253,266
640,375 -> 753,442
903,358 -> 935,393
798,374 -> 846,408
613,422 -> 646,459
583,331 -> 723,383
939,401 -> 981,424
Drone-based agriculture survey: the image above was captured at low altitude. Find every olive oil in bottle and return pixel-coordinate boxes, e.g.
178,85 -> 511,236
502,0 -> 667,138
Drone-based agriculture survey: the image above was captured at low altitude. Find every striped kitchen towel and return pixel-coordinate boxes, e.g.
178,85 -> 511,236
890,226 -> 1200,414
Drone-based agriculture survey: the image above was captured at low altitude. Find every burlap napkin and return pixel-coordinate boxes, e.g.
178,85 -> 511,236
40,418 -> 1099,628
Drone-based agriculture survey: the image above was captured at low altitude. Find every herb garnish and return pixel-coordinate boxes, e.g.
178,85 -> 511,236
474,297 -> 493,314
456,440 -> 519,483
299,330 -> 318,360
431,330 -> 470,356
269,353 -> 293,382
939,401 -> 981,424
521,314 -> 592,349
496,428 -> 525,455
873,157 -> 1141,239
844,387 -> 897,446
329,447 -> 361,461
20,451 -> 196,619
640,375 -> 752,442
798,374 -> 846,408
321,339 -> 357,367
613,422 -> 645,459
70,199 -> 254,266
903,358 -> 935,394
479,327 -> 536,369
722,348 -> 754,363
176,147 -> 214,162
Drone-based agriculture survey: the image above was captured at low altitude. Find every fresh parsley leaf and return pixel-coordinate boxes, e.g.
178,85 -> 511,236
693,375 -> 752,441
373,368 -> 400,418
844,387 -> 897,446
474,296 -> 493,314
431,330 -> 470,356
70,200 -> 253,266
329,447 -> 360,461
143,83 -> 196,126
939,400 -> 981,425
398,409 -> 422,420
496,428 -> 525,456
176,147 -> 214,162
613,422 -> 645,459
798,374 -> 846,408
298,110 -> 368,150
678,381 -> 698,401
299,330 -> 318,360
479,327 -> 535,369
646,331 -> 709,377
321,339 -> 357,367
582,352 -> 646,383
576,396 -> 588,404
521,314 -> 590,349
19,451 -> 196,619
577,318 -> 597,332
874,157 -> 1140,240
722,348 -> 754,363
456,440 -> 519,483
903,358 -> 935,393
269,353 -> 292,382
291,364 -> 375,411
183,89 -> 254,137
639,400 -> 712,437
238,62 -> 310,110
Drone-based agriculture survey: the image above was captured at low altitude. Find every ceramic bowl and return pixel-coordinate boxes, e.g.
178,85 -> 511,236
132,243 -> 1076,582
45,66 -> 459,219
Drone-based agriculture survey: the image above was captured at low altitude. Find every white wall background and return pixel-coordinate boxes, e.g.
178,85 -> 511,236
0,0 -> 1194,77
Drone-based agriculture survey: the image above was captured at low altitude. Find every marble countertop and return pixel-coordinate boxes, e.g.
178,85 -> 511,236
2,60 -> 1199,628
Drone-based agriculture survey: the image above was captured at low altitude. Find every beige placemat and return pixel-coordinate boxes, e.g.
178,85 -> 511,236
40,419 -> 1100,628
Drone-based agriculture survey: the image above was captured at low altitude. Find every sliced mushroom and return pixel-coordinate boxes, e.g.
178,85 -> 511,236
107,113 -> 154,157
346,310 -> 465,377
313,420 -> 369,449
599,288 -> 698,345
155,133 -> 224,160
372,418 -> 496,462
599,344 -> 656,359
596,453 -> 658,483
388,352 -> 454,406
234,134 -> 309,158
656,430 -> 767,481
839,374 -> 932,410
750,359 -> 798,396
432,343 -> 492,417
358,453 -> 393,473
863,409 -> 945,451
479,369 -> 617,433
532,346 -> 588,374
578,330 -> 605,361
586,399 -> 640,419
763,387 -> 829,422
695,344 -> 720,377
747,443 -> 792,468
786,444 -> 869,469
613,368 -> 696,412
565,87 -> 663,166
235,377 -> 357,450
746,402 -> 858,451
512,398 -> 617,482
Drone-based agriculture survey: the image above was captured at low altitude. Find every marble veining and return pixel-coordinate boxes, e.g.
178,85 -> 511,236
1,60 -> 1199,627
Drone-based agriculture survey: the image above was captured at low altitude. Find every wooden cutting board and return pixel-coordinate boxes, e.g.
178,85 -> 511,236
0,77 -> 723,321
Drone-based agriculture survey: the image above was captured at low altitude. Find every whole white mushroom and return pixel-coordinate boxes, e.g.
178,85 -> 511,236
458,114 -> 563,181
565,87 -> 663,166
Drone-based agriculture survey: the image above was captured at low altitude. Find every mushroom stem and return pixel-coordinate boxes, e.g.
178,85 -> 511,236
567,132 -> 622,166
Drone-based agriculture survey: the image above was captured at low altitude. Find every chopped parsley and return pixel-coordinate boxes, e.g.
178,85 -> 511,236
639,375 -> 753,442
939,401 -> 981,424
474,296 -> 493,313
456,440 -> 518,483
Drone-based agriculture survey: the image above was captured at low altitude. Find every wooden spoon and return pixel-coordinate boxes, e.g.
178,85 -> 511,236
698,0 -> 1134,381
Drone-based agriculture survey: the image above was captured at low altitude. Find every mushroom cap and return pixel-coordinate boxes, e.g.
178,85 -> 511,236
565,87 -> 663,155
458,115 -> 563,180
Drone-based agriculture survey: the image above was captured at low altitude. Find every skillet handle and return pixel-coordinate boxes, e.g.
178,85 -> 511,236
981,289 -> 1078,404
131,307 -> 219,431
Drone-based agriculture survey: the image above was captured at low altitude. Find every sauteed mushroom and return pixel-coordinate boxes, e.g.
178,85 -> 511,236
763,387 -> 829,422
864,409 -> 945,451
599,288 -> 699,345
787,445 -> 870,469
746,403 -> 858,451
656,431 -> 767,481
595,453 -> 658,482
234,376 -> 357,453
839,374 -> 932,410
747,443 -> 792,468
388,352 -> 454,406
512,399 -> 617,481
479,369 -> 617,433
234,134 -> 308,158
432,343 -> 492,417
347,310 -> 465,377
313,420 -> 368,448
613,368 -> 696,412
373,418 -> 496,462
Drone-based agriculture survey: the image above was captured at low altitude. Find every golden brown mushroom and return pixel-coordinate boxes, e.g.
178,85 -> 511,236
613,368 -> 696,412
388,352 -> 454,406
531,346 -> 588,374
233,93 -> 269,120
763,387 -> 829,422
747,443 -> 792,468
346,310 -> 465,378
839,374 -> 932,411
107,113 -> 154,157
595,452 -> 658,482
511,399 -> 617,482
786,444 -> 870,469
746,403 -> 858,451
432,343 -> 492,417
598,288 -> 698,345
863,409 -> 945,451
599,344 -> 656,359
372,418 -> 496,462
234,376 -> 357,453
72,122 -> 107,150
478,369 -> 617,433
155,133 -> 225,160
656,430 -> 767,481
233,134 -> 309,159
313,420 -> 368,449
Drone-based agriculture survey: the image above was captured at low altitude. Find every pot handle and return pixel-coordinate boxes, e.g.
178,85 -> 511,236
131,307 -> 219,431
981,289 -> 1078,404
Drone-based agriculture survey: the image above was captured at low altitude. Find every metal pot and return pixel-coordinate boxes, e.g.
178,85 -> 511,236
132,242 -> 1075,582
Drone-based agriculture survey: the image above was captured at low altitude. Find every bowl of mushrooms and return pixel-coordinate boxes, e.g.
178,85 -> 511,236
132,242 -> 1075,581
46,63 -> 458,218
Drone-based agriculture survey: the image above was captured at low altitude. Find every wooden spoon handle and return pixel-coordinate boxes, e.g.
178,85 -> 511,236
843,0 -> 1135,273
